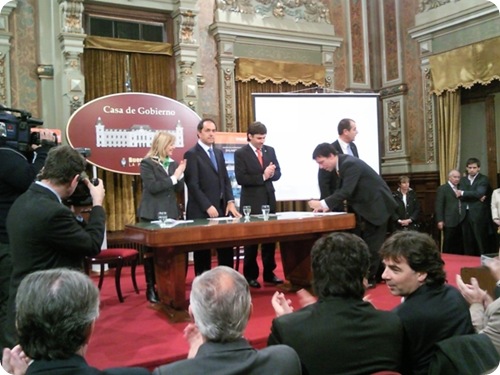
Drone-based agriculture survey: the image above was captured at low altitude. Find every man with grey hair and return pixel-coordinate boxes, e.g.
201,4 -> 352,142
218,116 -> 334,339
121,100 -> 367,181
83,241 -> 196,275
153,266 -> 301,375
1,268 -> 149,374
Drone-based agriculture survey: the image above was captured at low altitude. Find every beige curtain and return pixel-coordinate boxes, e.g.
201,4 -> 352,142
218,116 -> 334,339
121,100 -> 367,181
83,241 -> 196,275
436,90 -> 461,184
429,36 -> 500,95
83,38 -> 174,231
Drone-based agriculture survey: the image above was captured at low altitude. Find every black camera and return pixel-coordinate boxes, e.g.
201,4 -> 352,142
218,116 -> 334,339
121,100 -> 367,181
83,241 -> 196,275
63,148 -> 99,207
0,107 -> 50,152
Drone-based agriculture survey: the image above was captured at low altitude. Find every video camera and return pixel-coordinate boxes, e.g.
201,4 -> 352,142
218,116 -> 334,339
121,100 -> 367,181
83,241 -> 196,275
0,107 -> 54,152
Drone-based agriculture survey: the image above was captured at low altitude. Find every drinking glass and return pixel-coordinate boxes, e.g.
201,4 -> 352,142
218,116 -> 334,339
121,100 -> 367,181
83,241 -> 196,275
243,205 -> 252,219
158,211 -> 168,227
261,205 -> 270,221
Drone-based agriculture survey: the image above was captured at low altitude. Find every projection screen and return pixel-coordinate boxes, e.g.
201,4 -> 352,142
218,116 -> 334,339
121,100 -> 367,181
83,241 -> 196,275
253,93 -> 380,201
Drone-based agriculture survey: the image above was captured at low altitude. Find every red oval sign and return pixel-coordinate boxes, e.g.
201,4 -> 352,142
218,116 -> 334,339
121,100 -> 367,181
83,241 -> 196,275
66,93 -> 200,175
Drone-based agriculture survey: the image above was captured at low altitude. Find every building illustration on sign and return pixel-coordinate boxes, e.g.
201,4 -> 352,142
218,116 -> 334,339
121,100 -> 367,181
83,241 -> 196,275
95,117 -> 184,148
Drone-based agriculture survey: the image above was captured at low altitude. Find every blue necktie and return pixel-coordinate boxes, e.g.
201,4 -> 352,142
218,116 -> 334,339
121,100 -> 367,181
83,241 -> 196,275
208,148 -> 218,171
346,144 -> 353,156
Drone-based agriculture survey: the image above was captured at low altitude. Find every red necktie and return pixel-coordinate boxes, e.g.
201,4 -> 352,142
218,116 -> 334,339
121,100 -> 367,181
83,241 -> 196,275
256,148 -> 263,167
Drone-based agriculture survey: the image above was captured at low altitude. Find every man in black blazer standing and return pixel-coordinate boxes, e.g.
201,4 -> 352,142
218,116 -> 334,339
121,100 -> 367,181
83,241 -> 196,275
4,145 -> 106,348
184,119 -> 241,275
435,169 -> 465,254
234,122 -> 282,288
318,118 -> 359,202
308,143 -> 397,286
456,157 -> 494,255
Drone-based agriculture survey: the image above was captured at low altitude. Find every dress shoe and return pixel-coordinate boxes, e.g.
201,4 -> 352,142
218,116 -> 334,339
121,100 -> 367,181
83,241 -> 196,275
146,285 -> 159,303
264,275 -> 284,285
247,279 -> 261,288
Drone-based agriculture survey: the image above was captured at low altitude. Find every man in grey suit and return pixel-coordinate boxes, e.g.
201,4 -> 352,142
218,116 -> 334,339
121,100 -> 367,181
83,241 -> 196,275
435,169 -> 465,254
318,118 -> 359,202
153,266 -> 301,375
308,143 -> 397,286
184,119 -> 241,275
1,268 -> 150,375
234,121 -> 282,288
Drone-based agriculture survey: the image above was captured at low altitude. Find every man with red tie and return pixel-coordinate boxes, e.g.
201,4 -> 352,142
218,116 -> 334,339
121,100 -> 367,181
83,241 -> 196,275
234,122 -> 282,288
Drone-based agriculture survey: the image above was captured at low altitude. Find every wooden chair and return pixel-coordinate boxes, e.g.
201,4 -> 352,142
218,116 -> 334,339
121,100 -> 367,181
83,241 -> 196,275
85,248 -> 140,303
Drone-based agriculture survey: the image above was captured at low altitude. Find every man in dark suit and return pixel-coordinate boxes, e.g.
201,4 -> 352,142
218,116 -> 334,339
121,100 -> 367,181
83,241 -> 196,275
234,121 -> 282,288
318,118 -> 359,201
3,145 -> 106,348
268,232 -> 403,375
308,142 -> 397,286
456,157 -> 494,255
153,266 -> 301,375
184,119 -> 241,275
1,268 -> 150,375
435,169 -> 465,254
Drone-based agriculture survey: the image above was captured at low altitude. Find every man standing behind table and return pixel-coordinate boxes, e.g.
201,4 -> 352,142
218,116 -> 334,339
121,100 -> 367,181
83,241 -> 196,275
3,145 -> 106,348
184,118 -> 241,275
435,169 -> 465,254
308,142 -> 397,287
234,121 -> 283,288
456,157 -> 494,255
380,231 -> 474,375
318,118 -> 359,202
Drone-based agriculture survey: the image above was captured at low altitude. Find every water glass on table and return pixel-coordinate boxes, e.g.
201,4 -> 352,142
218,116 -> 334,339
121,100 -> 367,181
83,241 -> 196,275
158,211 -> 168,227
243,205 -> 252,220
261,205 -> 270,221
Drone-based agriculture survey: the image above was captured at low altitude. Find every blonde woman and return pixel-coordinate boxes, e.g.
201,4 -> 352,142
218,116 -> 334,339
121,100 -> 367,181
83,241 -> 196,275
138,131 -> 186,302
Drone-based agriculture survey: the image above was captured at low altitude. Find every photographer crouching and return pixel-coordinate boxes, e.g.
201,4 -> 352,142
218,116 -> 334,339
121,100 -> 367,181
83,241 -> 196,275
1,145 -> 106,350
0,121 -> 56,350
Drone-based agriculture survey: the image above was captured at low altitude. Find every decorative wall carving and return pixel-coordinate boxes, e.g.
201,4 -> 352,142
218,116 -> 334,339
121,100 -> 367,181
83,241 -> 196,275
69,94 -> 82,114
60,0 -> 84,34
418,0 -> 461,13
216,0 -> 331,23
0,53 -> 6,104
223,68 -> 235,132
424,68 -> 435,163
379,84 -> 408,98
178,10 -> 196,44
387,100 -> 402,152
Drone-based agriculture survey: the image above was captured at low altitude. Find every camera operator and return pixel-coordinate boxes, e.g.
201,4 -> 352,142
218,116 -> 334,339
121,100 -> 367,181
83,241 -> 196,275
1,145 -> 106,349
0,126 -> 56,350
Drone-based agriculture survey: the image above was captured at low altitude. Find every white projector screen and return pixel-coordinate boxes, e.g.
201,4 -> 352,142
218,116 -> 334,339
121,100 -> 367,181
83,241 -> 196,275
253,93 -> 380,201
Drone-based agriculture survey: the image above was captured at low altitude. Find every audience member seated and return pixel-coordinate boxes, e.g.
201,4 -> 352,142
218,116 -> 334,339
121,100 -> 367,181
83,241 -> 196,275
456,257 -> 500,355
1,268 -> 150,375
380,231 -> 474,375
153,266 -> 301,375
391,175 -> 420,232
268,232 -> 403,375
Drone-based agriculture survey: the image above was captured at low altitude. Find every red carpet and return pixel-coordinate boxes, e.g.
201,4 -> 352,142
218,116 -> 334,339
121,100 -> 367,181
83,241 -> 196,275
86,253 -> 481,371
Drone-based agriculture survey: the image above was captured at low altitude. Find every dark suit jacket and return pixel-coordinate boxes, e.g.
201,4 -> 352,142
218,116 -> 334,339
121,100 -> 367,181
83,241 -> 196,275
234,144 -> 281,214
152,338 -> 301,375
184,143 -> 234,219
268,297 -> 403,375
324,154 -> 397,226
318,139 -> 358,200
138,157 -> 184,220
7,183 -> 106,290
392,188 -> 421,230
26,354 -> 150,375
435,183 -> 465,227
4,183 -> 106,346
459,173 -> 492,222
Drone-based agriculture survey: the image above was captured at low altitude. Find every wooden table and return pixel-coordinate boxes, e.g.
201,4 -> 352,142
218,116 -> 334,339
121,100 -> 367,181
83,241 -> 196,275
125,212 -> 355,320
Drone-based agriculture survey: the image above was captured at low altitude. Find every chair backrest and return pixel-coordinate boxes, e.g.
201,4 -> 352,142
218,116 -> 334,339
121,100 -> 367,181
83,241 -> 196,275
428,333 -> 500,375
